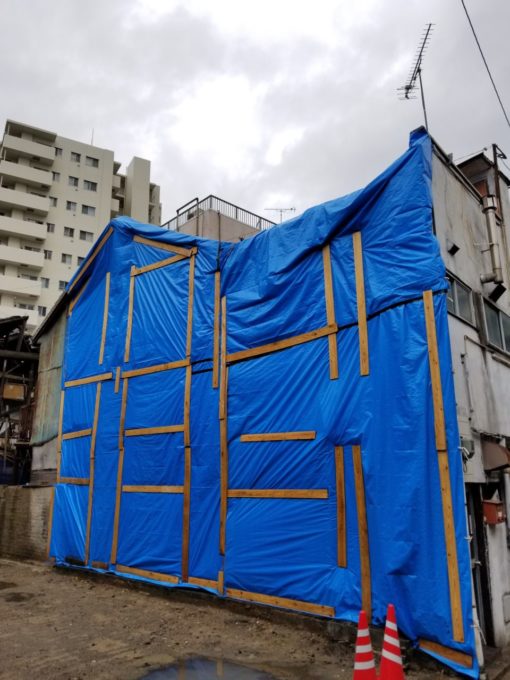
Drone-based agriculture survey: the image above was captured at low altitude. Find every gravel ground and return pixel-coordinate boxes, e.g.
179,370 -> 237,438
0,559 -> 462,679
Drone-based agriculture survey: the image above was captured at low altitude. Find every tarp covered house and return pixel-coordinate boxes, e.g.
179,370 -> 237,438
48,129 -> 478,677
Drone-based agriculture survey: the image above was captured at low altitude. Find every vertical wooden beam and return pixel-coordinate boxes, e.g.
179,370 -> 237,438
353,232 -> 369,376
423,290 -> 464,643
181,446 -> 192,582
335,446 -> 347,567
218,569 -> 224,594
85,382 -> 102,564
352,444 -> 371,618
219,296 -> 227,421
110,378 -> 128,565
322,244 -> 339,380
219,295 -> 228,555
98,272 -> 110,365
114,366 -> 121,394
184,364 -> 192,448
48,388 -> 65,559
212,271 -> 221,389
186,253 -> 196,358
123,266 -> 135,363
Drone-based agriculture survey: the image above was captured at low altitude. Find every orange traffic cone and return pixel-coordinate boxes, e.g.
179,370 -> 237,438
379,604 -> 405,680
353,610 -> 377,679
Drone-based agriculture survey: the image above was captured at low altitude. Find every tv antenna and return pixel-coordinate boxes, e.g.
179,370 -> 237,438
264,207 -> 296,223
398,23 -> 434,130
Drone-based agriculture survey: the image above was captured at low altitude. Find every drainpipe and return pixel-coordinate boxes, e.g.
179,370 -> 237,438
480,195 -> 503,284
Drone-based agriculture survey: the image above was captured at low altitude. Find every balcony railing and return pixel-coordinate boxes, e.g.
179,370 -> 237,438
162,195 -> 276,233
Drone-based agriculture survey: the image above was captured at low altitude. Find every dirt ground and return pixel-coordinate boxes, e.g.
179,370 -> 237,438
0,558 -> 465,679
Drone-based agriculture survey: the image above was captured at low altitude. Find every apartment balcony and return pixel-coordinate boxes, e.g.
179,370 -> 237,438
0,160 -> 52,189
0,215 -> 46,242
0,303 -> 38,328
0,274 -> 41,298
0,244 -> 44,269
1,134 -> 55,166
111,197 -> 120,212
0,187 -> 50,216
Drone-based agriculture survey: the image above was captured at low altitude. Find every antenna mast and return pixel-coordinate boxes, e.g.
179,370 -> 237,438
398,23 -> 434,130
264,207 -> 296,224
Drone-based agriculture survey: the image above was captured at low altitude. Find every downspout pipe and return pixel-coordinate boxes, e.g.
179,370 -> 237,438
480,195 -> 503,284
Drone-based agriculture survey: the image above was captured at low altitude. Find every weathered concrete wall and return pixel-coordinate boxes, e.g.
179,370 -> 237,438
178,209 -> 260,242
0,486 -> 51,561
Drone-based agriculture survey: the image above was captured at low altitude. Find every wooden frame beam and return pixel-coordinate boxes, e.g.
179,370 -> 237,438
219,296 -> 228,555
84,383 -> 102,564
418,639 -> 472,668
133,253 -> 188,277
240,431 -> 316,442
335,446 -> 347,568
322,244 -> 339,380
133,234 -> 195,258
352,444 -> 371,618
68,226 -> 113,294
64,372 -> 113,389
62,428 -> 92,441
124,424 -> 184,437
59,477 -> 90,486
122,358 -> 189,379
353,231 -> 369,376
123,265 -> 136,364
110,378 -> 128,565
212,271 -> 220,388
188,575 -> 218,590
226,588 -> 335,618
98,273 -> 110,365
115,564 -> 179,584
227,489 -> 328,499
122,485 -> 184,493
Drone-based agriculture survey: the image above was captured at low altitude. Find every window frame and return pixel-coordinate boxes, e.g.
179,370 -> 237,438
70,151 -> 81,163
483,299 -> 510,354
66,200 -> 77,212
63,226 -> 74,238
446,274 -> 476,326
68,176 -> 79,187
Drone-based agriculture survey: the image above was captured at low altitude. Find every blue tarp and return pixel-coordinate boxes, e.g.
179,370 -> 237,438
50,128 -> 478,677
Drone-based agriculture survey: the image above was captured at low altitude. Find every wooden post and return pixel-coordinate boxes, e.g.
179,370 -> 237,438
84,383 -> 101,564
335,446 -> 347,568
352,444 -> 371,618
322,244 -> 339,380
181,446 -> 191,582
98,273 -> 110,365
423,290 -> 464,643
123,267 -> 135,363
110,378 -> 128,565
353,232 -> 369,376
47,389 -> 65,559
219,296 -> 228,555
212,271 -> 221,388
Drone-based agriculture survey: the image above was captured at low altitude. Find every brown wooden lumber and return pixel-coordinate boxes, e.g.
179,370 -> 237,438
418,639 -> 472,668
218,569 -> 224,594
59,477 -> 90,486
114,366 -> 121,393
181,446 -> 192,582
212,271 -> 220,389
124,424 -> 184,437
98,272 -> 110,365
116,564 -> 179,584
353,231 -> 369,376
68,227 -> 113,294
219,296 -> 227,419
219,414 -> 228,556
123,266 -> 136,363
227,324 -> 338,364
188,576 -> 218,590
122,358 -> 189,379
352,444 -> 371,618
133,253 -> 187,276
56,390 -> 65,482
186,254 -> 196,358
68,279 -> 89,317
133,234 -> 195,258
240,431 -> 316,442
335,446 -> 347,568
423,290 -> 464,643
322,244 -> 339,380
183,364 -> 192,448
62,428 -> 92,441
91,561 -> 108,570
64,372 -> 113,388
85,383 -> 102,564
226,588 -> 335,618
227,489 -> 328,499
110,379 -> 128,565
122,485 -> 183,493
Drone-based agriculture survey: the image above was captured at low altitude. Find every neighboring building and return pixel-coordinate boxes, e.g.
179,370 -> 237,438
432,143 -> 510,650
0,119 -> 162,329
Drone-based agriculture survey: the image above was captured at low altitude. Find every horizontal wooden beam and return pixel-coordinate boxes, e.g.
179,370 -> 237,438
122,358 -> 189,379
418,639 -> 473,669
64,372 -> 113,388
122,485 -> 184,494
240,431 -> 316,442
59,477 -> 90,485
133,235 -> 196,258
62,429 -> 92,441
133,253 -> 188,277
226,587 -> 335,618
188,576 -> 219,590
115,564 -> 179,584
227,489 -> 328,499
91,561 -> 108,570
227,324 -> 338,363
124,424 -> 185,437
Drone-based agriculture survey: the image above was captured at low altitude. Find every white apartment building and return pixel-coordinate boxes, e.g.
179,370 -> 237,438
0,119 -> 162,330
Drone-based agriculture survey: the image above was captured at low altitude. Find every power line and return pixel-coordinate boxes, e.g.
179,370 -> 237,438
460,0 -> 510,129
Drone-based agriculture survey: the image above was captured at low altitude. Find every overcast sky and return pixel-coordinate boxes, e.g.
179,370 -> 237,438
1,0 -> 509,224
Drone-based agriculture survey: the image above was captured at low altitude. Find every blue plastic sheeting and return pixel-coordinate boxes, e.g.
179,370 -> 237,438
49,128 -> 478,677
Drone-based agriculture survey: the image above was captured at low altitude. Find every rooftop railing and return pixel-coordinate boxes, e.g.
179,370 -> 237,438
162,195 -> 276,232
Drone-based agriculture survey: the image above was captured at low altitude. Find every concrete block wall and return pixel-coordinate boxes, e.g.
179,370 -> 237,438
0,486 -> 51,561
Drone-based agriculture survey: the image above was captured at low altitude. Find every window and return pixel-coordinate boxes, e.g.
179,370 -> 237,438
23,245 -> 41,252
61,253 -> 72,264
446,275 -> 474,325
483,301 -> 510,352
83,180 -> 97,192
52,171 -> 60,182
59,280 -> 68,290
49,196 -> 57,207
79,230 -> 93,242
81,205 -> 96,217
19,273 -> 38,281
64,227 -> 74,238
16,303 -> 35,311
77,256 -> 85,266
70,151 -> 81,163
85,156 -> 99,167
46,223 -> 55,233
38,306 -> 47,317
68,176 -> 79,187
54,147 -> 62,157
44,249 -> 52,260
66,201 -> 77,212
40,277 -> 49,289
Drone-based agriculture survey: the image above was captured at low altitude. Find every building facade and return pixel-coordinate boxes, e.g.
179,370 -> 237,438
0,119 -> 161,329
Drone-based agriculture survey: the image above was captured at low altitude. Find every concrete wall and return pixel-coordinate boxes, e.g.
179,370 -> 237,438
0,485 -> 51,561
177,209 -> 260,242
